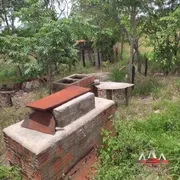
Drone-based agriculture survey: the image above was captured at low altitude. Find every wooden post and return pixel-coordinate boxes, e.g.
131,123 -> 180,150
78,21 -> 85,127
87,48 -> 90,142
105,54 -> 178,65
82,48 -> 86,67
95,50 -> 101,69
145,58 -> 148,76
97,51 -> 101,69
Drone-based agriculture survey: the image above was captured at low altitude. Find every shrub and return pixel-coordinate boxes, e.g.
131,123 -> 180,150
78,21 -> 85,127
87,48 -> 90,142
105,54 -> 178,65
0,68 -> 22,84
109,67 -> 125,82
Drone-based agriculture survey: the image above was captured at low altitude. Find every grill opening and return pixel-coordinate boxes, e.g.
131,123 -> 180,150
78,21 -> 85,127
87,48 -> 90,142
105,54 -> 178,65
58,79 -> 76,84
69,75 -> 86,80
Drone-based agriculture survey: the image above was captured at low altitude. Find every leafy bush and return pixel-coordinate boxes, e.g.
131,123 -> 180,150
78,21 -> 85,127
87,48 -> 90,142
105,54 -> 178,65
109,67 -> 125,82
0,68 -> 22,84
96,100 -> 180,179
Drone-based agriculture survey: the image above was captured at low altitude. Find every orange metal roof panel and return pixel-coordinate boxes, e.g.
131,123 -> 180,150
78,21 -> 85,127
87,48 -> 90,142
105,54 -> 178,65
26,86 -> 90,111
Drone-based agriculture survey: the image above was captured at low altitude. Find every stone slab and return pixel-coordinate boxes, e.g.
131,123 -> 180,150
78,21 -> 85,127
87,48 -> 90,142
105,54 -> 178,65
3,97 -> 115,155
96,82 -> 134,90
26,86 -> 90,111
53,92 -> 95,128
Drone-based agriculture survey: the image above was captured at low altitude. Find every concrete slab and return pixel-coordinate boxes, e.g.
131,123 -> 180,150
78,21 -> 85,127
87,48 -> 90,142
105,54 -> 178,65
95,82 -> 134,90
53,92 -> 95,127
3,97 -> 115,155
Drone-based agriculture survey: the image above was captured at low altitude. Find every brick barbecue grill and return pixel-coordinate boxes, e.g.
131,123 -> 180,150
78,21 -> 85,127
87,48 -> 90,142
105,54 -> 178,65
3,85 -> 116,179
52,74 -> 95,92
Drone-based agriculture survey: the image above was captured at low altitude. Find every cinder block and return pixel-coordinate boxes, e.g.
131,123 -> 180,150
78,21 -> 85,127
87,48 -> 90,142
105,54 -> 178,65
53,92 -> 95,127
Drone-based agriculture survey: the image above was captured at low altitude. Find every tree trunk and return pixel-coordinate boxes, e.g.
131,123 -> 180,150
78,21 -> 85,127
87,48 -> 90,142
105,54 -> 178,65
145,58 -> 148,76
133,38 -> 141,73
120,34 -> 124,60
136,49 -> 141,73
11,15 -> 15,33
16,65 -> 23,78
1,0 -> 10,34
48,62 -> 53,95
174,33 -> 179,57
129,6 -> 137,83
95,49 -> 101,69
129,38 -> 134,82
97,51 -> 101,69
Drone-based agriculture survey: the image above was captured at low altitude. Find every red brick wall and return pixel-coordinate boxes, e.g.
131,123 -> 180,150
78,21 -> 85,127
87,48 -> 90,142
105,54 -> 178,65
53,76 -> 95,92
4,104 -> 116,180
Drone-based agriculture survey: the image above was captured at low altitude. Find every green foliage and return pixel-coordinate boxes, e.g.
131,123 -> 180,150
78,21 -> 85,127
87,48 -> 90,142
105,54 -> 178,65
34,19 -> 78,73
16,0 -> 57,35
96,100 -> 180,179
132,77 -> 161,96
109,67 -> 125,82
0,35 -> 39,81
0,67 -> 21,84
0,35 -> 32,63
145,6 -> 180,73
0,164 -> 21,180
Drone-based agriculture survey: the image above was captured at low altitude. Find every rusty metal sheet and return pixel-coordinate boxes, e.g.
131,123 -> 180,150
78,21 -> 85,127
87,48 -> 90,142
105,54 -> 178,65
26,86 -> 90,111
21,111 -> 55,135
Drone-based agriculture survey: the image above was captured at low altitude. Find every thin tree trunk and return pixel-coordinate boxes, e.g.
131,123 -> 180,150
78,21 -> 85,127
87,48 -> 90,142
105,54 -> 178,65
97,51 -> 101,69
1,0 -> 10,34
120,35 -> 124,60
133,38 -> 141,73
16,65 -> 23,77
145,58 -> 148,76
137,49 -> 141,73
48,62 -> 53,95
174,33 -> 179,57
129,6 -> 137,83
129,38 -> 134,82
95,49 -> 101,69
11,15 -> 15,33
88,50 -> 92,65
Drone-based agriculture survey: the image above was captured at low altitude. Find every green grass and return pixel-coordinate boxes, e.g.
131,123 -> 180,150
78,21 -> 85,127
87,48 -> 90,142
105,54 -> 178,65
175,79 -> 180,90
95,76 -> 180,180
132,76 -> 161,97
0,165 -> 21,180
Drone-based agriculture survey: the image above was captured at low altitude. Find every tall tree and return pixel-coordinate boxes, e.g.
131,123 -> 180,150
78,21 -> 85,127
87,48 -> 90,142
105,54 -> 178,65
144,0 -> 180,74
72,0 -> 149,81
0,0 -> 25,34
